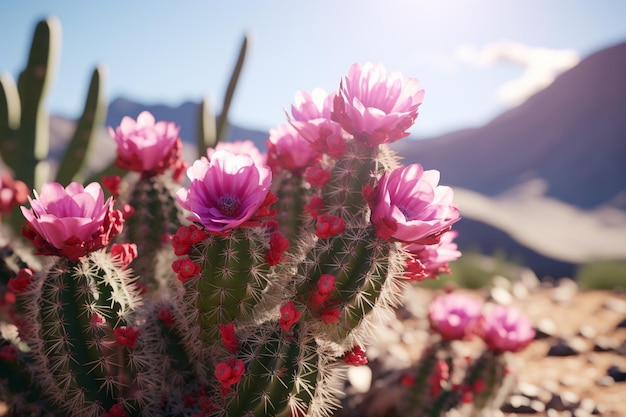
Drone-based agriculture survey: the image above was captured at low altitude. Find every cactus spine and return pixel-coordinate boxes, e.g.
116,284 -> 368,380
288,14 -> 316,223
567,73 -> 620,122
14,250 -> 154,417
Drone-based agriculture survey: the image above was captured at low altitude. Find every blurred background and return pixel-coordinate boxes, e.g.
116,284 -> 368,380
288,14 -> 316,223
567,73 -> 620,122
2,0 -> 626,286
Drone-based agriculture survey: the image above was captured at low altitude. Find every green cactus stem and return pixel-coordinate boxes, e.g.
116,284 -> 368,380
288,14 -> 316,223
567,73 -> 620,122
120,175 -> 186,294
292,142 -> 408,346
272,172 -> 312,244
14,17 -> 61,191
0,72 -> 21,166
215,34 -> 249,144
178,225 -> 275,354
55,66 -> 108,185
197,96 -> 217,157
14,250 -> 151,417
224,324 -> 325,417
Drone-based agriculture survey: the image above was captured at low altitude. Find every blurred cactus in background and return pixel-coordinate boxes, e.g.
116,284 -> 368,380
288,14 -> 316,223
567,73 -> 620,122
0,17 -> 536,417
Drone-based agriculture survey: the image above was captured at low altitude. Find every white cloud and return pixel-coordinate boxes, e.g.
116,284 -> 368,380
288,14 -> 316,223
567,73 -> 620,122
455,40 -> 580,105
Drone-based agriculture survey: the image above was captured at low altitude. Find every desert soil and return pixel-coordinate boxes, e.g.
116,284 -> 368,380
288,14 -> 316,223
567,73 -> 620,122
335,276 -> 626,417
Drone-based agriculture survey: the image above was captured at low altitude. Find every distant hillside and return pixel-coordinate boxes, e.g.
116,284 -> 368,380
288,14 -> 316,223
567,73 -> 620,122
46,42 -> 626,279
106,98 -> 270,151
392,41 -> 626,210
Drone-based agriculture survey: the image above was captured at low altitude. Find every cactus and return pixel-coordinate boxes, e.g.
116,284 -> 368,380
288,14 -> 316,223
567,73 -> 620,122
55,66 -> 108,185
0,18 -> 107,238
0,18 -> 539,417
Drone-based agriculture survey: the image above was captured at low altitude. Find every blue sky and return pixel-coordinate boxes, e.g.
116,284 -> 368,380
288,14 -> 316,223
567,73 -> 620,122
1,0 -> 625,138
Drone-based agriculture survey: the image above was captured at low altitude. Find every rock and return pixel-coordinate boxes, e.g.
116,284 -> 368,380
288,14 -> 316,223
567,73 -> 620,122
535,318 -> 558,339
347,365 -> 373,393
607,364 -> 626,382
604,297 -> 626,314
593,336 -> 620,352
595,375 -> 614,386
551,278 -> 578,303
547,338 -> 585,356
501,394 -> 540,413
578,324 -> 596,339
546,391 -> 580,411
490,286 -> 513,305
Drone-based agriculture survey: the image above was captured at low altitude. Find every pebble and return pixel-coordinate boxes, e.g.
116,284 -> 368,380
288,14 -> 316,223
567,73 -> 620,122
546,391 -> 580,411
578,324 -> 596,339
547,338 -> 585,356
535,318 -> 558,339
551,278 -> 578,303
603,297 -> 626,314
347,365 -> 372,393
596,375 -> 615,386
593,336 -> 619,352
490,286 -> 513,305
606,364 -> 626,382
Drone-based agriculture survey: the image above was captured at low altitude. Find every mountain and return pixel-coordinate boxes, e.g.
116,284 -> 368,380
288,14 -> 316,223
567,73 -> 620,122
46,42 -> 626,279
389,41 -> 626,276
106,98 -> 270,151
391,41 -> 626,210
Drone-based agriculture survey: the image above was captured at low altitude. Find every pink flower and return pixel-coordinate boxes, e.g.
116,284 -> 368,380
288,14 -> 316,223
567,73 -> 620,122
315,214 -> 345,239
114,325 -> 140,348
214,358 -> 245,388
428,293 -> 483,341
369,164 -> 460,244
289,89 -> 346,156
0,171 -> 28,217
171,259 -> 201,283
110,243 -> 138,269
207,140 -> 267,167
404,230 -> 462,281
478,304 -> 535,353
266,123 -> 320,175
279,301 -> 301,332
21,182 -> 124,261
109,111 -> 183,178
332,63 -> 425,147
219,322 -> 239,353
103,404 -> 126,417
176,150 -> 272,233
304,162 -> 331,187
343,345 -> 368,366
157,306 -> 175,327
7,268 -> 34,293
265,231 -> 290,266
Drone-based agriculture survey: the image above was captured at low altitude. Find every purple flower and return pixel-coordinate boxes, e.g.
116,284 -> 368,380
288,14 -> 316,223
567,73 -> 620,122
176,150 -> 272,233
332,63 -> 425,147
369,164 -> 460,244
478,304 -> 535,353
109,111 -> 183,177
428,292 -> 484,341
21,182 -> 124,260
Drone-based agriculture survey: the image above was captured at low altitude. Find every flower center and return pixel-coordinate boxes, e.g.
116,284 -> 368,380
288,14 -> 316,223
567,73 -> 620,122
217,194 -> 242,217
398,205 -> 413,221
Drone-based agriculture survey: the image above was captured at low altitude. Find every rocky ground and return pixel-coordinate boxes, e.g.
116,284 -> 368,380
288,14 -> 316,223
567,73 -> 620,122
335,274 -> 626,417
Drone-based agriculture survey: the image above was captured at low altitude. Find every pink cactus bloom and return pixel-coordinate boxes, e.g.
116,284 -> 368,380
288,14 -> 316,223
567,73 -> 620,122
478,304 -> 535,353
428,292 -> 484,341
207,140 -> 267,167
404,230 -> 462,281
266,123 -> 320,175
109,111 -> 183,177
0,171 -> 29,217
176,150 -> 272,233
332,62 -> 425,147
289,88 -> 346,156
369,164 -> 460,244
21,182 -> 124,261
